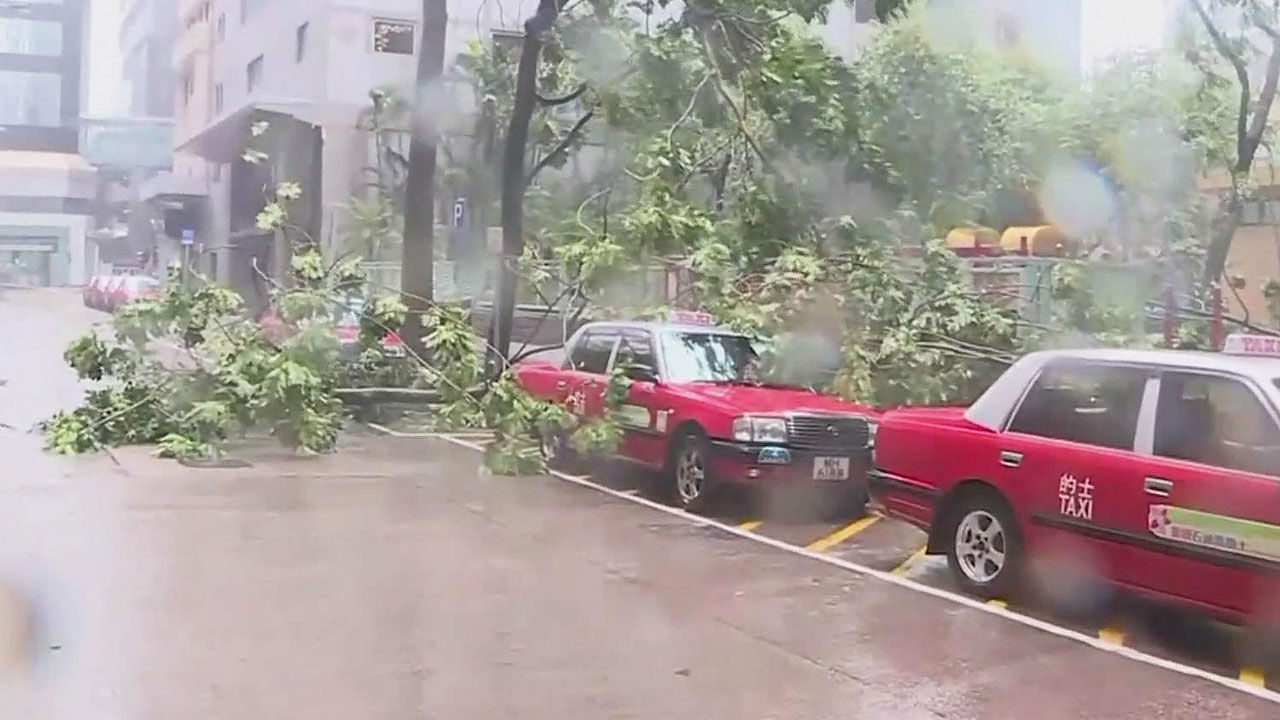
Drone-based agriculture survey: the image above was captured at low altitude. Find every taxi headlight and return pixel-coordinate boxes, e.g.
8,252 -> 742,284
732,416 -> 788,443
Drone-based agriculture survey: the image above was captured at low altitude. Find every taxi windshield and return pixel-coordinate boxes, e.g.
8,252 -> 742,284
661,331 -> 761,383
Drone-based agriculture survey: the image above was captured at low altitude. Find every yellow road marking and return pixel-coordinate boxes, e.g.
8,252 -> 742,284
891,547 -> 927,576
1240,667 -> 1266,687
805,514 -> 881,553
1098,624 -> 1126,645
987,599 -> 1008,609
738,520 -> 763,532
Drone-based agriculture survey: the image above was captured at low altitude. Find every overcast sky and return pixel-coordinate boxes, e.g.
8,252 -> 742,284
83,0 -> 1166,118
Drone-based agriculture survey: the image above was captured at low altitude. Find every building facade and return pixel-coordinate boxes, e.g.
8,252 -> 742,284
169,0 -> 519,311
160,0 -> 878,308
0,0 -> 93,287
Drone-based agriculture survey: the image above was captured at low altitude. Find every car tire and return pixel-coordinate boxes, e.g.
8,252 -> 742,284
538,426 -> 575,472
944,490 -> 1023,600
669,431 -> 715,513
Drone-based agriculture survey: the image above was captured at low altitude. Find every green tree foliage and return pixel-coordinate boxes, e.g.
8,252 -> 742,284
43,251 -> 359,458
437,0 -> 1236,405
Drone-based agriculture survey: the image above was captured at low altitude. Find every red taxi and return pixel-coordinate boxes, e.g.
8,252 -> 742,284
870,336 -> 1280,625
112,275 -> 160,309
334,299 -> 405,359
83,275 -> 111,308
516,313 -> 876,514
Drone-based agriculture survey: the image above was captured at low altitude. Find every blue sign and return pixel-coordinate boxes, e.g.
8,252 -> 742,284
80,118 -> 175,170
180,229 -> 196,246
452,198 -> 467,228
757,447 -> 792,465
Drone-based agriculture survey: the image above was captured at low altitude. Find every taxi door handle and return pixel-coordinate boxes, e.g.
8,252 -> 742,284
555,380 -> 568,390
999,450 -> 1023,468
1144,477 -> 1173,497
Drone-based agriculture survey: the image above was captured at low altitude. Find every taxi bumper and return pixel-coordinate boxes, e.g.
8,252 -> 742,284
707,440 -> 871,489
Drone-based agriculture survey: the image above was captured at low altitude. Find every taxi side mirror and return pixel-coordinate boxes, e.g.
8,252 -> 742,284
626,364 -> 659,383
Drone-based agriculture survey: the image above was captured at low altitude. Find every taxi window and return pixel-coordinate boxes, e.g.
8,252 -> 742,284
1007,363 -> 1147,450
1156,373 -> 1280,477
613,332 -> 657,374
569,332 -> 618,374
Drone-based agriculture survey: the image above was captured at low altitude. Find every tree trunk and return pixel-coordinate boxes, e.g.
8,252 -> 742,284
1203,188 -> 1244,288
399,0 -> 448,357
491,0 -> 562,372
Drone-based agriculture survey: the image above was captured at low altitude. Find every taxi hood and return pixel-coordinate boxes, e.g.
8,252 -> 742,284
680,382 -> 874,417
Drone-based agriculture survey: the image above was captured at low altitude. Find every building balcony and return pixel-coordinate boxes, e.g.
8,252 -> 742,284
139,168 -> 208,203
174,18 -> 211,69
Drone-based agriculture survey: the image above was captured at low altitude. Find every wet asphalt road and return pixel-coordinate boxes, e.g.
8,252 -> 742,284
1,288 -> 1278,719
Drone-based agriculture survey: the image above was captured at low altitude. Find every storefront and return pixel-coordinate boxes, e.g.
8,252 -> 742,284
0,228 -> 70,286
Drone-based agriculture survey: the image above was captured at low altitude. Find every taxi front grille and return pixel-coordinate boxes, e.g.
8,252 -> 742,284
787,415 -> 870,452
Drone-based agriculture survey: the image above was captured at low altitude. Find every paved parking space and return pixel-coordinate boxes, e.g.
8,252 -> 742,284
403,429 -> 1280,699
365,431 -> 1280,717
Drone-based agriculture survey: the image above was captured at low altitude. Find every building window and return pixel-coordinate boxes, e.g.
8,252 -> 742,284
372,19 -> 415,55
214,82 -> 224,114
0,18 -> 63,56
0,70 -> 63,127
246,55 -> 263,93
240,0 -> 248,24
217,13 -> 225,41
181,72 -> 194,108
296,22 -> 308,62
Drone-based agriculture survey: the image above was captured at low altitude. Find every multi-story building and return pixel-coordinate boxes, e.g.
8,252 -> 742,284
171,0 -> 517,311
163,0 -> 883,308
108,0 -> 210,277
0,0 -> 94,287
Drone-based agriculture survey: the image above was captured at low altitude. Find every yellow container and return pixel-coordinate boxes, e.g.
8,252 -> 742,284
944,226 -> 1000,251
1000,225 -> 1074,257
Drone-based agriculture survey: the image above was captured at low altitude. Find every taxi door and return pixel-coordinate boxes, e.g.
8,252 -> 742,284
612,331 -> 667,470
997,362 -> 1163,590
1131,370 -> 1280,617
564,329 -> 619,419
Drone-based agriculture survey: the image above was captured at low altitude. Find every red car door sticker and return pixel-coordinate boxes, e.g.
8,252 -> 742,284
1148,504 -> 1280,562
566,387 -> 588,416
1057,474 -> 1095,521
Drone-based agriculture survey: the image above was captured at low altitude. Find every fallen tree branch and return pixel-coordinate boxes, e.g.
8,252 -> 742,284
537,82 -> 588,106
526,109 -> 596,186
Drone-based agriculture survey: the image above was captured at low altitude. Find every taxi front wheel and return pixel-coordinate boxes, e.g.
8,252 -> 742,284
944,492 -> 1023,599
669,432 -> 715,513
538,427 -> 575,472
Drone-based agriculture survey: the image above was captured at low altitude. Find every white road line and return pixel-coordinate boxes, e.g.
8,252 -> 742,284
366,423 -> 493,440
375,426 -> 1280,705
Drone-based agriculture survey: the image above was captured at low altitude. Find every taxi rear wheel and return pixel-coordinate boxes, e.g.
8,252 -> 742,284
945,492 -> 1022,599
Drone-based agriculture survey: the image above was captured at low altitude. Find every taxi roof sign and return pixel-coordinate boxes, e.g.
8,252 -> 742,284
670,309 -> 717,326
1222,332 -> 1280,356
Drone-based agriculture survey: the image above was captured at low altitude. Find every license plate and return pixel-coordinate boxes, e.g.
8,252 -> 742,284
813,457 -> 850,481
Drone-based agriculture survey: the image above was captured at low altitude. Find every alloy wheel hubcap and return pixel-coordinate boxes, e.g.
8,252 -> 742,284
676,447 -> 705,502
955,510 -> 1007,584
541,431 -> 560,462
